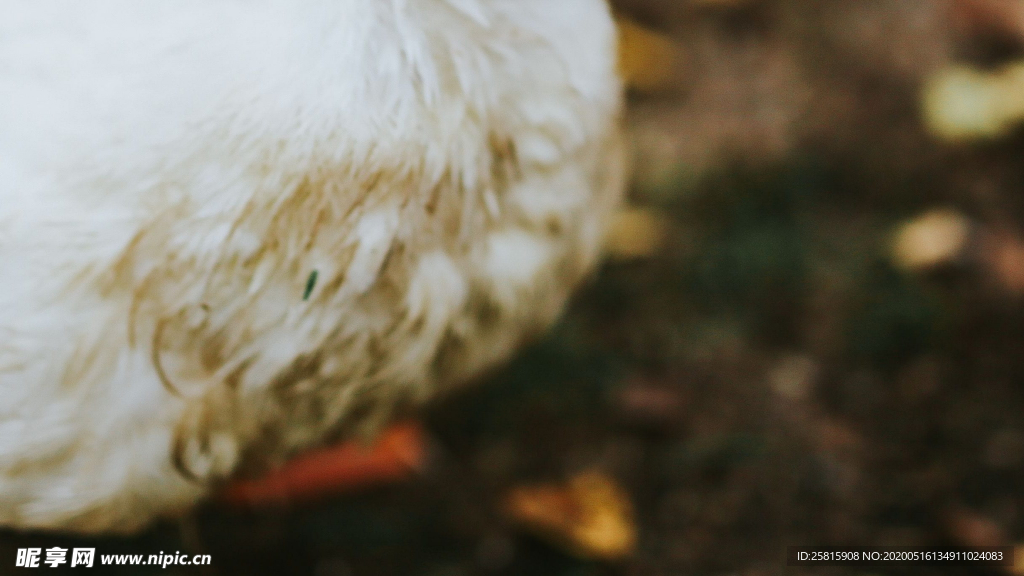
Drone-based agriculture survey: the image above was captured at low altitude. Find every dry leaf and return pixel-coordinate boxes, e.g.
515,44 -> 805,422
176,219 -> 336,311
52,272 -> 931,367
617,18 -> 680,93
951,0 -> 1024,39
768,354 -> 818,402
503,471 -> 638,561
606,207 -> 670,260
891,209 -> 972,270
923,63 -> 1024,141
1011,543 -> 1024,576
923,66 -> 1005,140
981,230 -> 1024,294
616,377 -> 687,425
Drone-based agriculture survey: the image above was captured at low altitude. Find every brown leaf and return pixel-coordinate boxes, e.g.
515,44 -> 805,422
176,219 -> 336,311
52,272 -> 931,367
951,0 -> 1024,39
768,354 -> 818,402
616,377 -> 687,425
981,230 -> 1024,294
1011,543 -> 1024,576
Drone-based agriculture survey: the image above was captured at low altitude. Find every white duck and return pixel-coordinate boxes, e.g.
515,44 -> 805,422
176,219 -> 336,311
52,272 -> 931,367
0,0 -> 624,533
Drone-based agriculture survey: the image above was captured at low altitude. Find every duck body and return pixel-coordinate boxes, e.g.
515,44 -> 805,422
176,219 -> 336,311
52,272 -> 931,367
0,0 -> 624,533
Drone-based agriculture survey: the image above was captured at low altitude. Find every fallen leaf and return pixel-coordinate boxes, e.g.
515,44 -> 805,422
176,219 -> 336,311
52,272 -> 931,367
891,209 -> 972,270
951,0 -> 1024,39
980,230 -> 1024,294
923,63 -> 1024,141
616,377 -> 687,425
503,471 -> 637,561
617,18 -> 680,93
1011,543 -> 1024,575
768,354 -> 818,402
606,207 -> 670,260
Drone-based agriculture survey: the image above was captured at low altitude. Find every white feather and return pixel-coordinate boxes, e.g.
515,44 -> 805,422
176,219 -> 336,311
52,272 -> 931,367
0,0 -> 624,533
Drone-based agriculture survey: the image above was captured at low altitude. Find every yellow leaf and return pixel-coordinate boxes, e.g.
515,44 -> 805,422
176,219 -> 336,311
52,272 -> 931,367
923,62 -> 1024,141
1011,543 -> 1024,575
503,471 -> 637,561
891,209 -> 971,270
617,18 -> 679,93
606,207 -> 670,260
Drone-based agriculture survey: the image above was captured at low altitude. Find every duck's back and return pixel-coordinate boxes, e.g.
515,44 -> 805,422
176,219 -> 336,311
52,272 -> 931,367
0,0 -> 624,533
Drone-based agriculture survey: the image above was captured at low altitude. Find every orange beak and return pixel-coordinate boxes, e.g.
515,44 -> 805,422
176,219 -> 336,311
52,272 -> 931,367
220,422 -> 426,506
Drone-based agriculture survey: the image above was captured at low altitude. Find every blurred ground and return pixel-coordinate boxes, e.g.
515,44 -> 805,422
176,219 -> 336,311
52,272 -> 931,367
5,0 -> 1024,574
